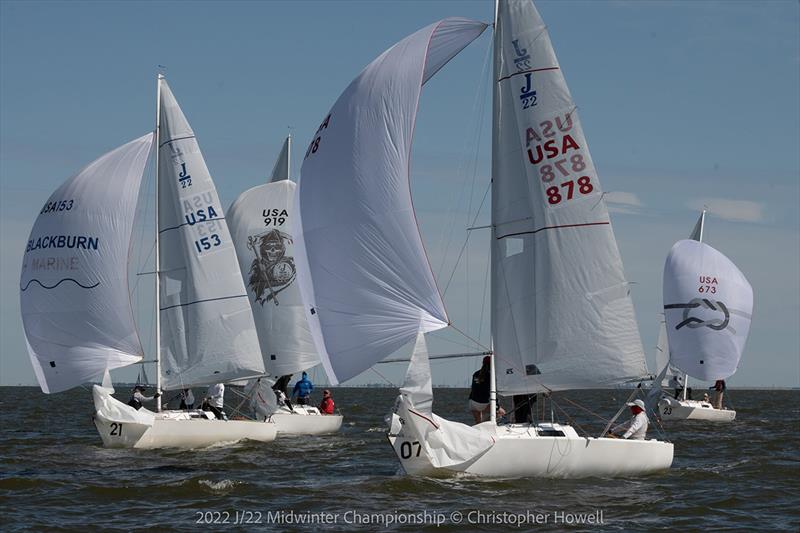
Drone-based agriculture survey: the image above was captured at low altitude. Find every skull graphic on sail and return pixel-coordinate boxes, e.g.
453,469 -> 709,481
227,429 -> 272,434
247,229 -> 296,305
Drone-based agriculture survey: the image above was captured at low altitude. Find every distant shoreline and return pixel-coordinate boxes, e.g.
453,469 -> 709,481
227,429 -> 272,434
1,384 -> 798,390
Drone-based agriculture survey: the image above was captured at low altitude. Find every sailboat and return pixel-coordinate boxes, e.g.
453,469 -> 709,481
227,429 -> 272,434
20,74 -> 277,448
228,135 -> 343,435
657,210 -> 753,422
294,0 -> 673,477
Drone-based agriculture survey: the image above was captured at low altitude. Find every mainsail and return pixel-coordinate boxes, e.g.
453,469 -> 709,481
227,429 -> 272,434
268,136 -> 290,183
157,78 -> 264,389
492,0 -> 648,394
296,18 -> 488,384
228,137 -> 319,376
21,134 -> 153,393
663,239 -> 753,381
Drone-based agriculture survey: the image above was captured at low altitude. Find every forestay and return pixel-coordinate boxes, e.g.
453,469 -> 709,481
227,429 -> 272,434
157,78 -> 264,390
21,134 -> 153,393
663,240 -> 753,381
492,0 -> 648,394
391,331 -> 495,468
296,18 -> 487,384
228,179 -> 319,376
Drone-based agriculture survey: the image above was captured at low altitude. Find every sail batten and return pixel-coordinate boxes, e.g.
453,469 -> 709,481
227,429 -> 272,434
297,18 -> 487,385
21,134 -> 154,394
157,79 -> 264,390
492,0 -> 648,395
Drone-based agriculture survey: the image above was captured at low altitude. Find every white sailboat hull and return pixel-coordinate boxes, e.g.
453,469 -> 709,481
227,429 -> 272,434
658,396 -> 736,422
389,423 -> 673,478
92,387 -> 276,449
270,405 -> 343,435
94,411 -> 277,449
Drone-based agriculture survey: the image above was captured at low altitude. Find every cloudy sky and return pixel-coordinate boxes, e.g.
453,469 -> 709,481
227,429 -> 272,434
1,1 -> 798,389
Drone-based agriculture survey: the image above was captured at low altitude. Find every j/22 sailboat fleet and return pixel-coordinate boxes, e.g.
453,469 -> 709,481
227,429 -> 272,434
19,0 -> 752,476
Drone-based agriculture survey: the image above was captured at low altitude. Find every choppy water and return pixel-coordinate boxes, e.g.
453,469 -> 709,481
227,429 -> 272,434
1,387 -> 798,531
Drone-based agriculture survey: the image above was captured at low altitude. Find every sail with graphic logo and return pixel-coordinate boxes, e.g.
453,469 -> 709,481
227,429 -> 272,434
295,18 -> 488,384
492,0 -> 648,394
663,239 -> 753,381
228,135 -> 320,376
157,78 -> 264,390
20,134 -> 154,394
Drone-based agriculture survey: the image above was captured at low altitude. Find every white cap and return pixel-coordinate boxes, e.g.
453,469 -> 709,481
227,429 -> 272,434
626,399 -> 646,410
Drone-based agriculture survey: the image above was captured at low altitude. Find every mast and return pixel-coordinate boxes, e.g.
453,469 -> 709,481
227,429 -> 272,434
155,73 -> 163,412
488,0 -> 499,426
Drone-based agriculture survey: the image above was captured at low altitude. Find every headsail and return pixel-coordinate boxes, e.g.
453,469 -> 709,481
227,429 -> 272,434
228,146 -> 319,376
21,134 -> 153,393
492,0 -> 648,394
653,315 -> 678,386
157,78 -> 264,390
663,239 -> 753,381
391,331 -> 495,468
296,18 -> 488,384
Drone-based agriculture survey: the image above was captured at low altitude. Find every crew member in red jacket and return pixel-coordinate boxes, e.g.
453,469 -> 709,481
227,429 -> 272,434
319,390 -> 335,415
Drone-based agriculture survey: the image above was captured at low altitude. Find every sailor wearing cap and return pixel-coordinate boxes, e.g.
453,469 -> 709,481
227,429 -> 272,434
127,384 -> 160,411
609,399 -> 649,440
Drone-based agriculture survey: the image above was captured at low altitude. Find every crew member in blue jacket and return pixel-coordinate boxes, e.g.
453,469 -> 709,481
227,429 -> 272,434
292,372 -> 314,405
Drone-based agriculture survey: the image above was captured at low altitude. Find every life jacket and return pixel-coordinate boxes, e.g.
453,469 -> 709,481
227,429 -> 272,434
128,397 -> 142,410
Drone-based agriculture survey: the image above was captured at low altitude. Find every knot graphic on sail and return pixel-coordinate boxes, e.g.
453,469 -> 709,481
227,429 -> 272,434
246,229 -> 296,305
665,298 -> 731,331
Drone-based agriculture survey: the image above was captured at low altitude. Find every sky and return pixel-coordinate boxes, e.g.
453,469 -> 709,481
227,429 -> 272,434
1,0 -> 798,390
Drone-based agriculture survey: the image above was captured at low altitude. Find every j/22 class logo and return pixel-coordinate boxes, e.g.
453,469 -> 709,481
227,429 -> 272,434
512,39 -> 536,109
178,162 -> 192,189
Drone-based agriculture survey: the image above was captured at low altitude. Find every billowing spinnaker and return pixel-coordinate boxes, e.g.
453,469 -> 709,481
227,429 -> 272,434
492,0 -> 648,394
296,18 -> 487,384
20,133 -> 153,393
157,78 -> 264,389
229,180 -> 319,376
663,240 -> 753,381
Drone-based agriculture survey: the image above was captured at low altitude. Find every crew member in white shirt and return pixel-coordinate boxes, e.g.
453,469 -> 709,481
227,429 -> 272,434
609,399 -> 649,440
203,383 -> 227,420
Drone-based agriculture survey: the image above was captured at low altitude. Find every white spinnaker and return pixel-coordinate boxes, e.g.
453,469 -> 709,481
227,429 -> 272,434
663,240 -> 753,381
393,331 -> 494,468
269,136 -> 290,183
492,0 -> 648,394
229,180 -> 319,376
655,210 -> 706,383
157,79 -> 264,390
296,18 -> 488,384
21,134 -> 153,394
